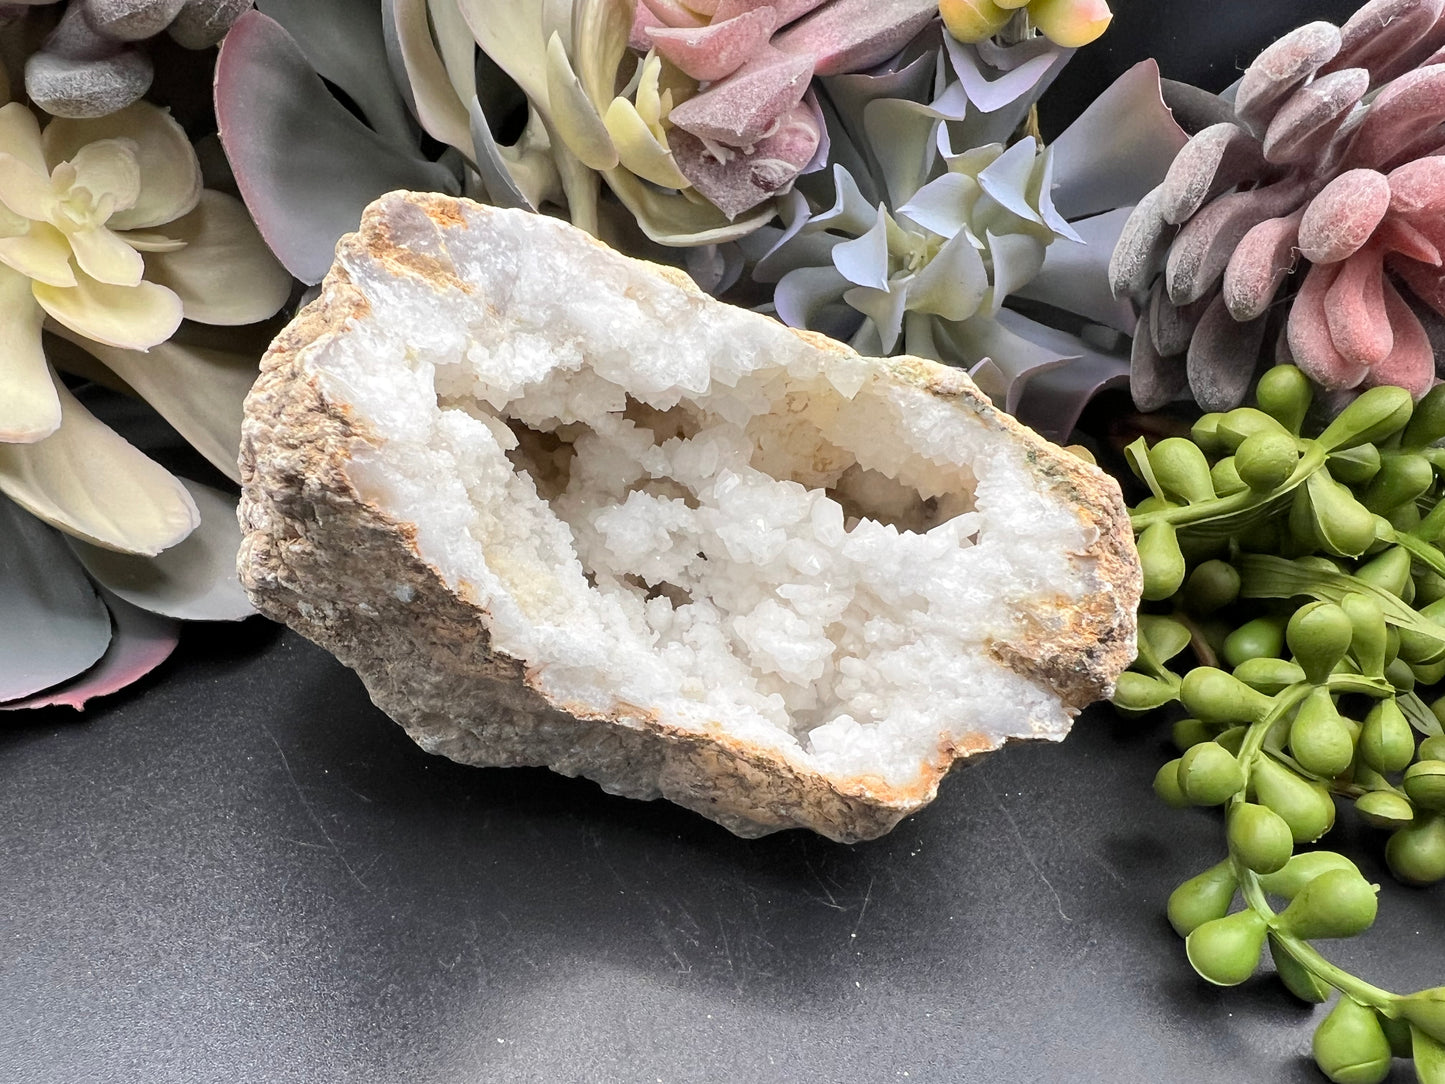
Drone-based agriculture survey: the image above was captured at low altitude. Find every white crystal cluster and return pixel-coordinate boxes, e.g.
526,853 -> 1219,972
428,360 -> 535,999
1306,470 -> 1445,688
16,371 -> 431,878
325,207 -> 1096,786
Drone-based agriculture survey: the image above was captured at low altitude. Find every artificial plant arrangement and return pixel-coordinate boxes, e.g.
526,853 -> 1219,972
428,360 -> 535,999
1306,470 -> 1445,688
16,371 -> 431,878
1110,2 -> 1445,1080
0,0 -> 288,709
212,0 -> 1166,441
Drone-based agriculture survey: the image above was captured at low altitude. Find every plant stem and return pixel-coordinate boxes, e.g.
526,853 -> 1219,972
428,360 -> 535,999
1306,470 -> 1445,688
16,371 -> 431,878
1228,682 -> 1400,1013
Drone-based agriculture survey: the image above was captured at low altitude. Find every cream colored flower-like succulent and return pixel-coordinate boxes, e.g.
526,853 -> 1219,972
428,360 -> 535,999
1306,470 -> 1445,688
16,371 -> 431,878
0,96 -> 291,555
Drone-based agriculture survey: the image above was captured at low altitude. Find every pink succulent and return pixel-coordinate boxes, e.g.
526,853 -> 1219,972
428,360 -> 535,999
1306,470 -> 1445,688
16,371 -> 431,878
630,0 -> 937,218
1111,0 -> 1445,410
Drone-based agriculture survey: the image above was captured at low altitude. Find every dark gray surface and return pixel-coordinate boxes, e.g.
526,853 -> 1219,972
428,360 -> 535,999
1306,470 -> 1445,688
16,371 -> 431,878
1,624 -> 1439,1083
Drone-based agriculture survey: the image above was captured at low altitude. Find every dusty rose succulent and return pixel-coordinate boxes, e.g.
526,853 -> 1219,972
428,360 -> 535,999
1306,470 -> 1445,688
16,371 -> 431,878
1110,0 -> 1445,411
630,0 -> 937,218
21,0 -> 252,117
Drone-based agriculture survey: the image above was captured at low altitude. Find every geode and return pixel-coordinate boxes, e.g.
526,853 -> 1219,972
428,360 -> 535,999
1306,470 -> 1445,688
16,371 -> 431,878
238,192 -> 1139,841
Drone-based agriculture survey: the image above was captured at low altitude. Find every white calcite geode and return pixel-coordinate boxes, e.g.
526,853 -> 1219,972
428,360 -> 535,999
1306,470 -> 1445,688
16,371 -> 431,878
238,192 -> 1140,841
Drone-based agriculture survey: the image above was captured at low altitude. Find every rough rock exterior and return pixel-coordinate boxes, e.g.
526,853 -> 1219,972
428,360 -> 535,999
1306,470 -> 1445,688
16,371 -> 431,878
238,192 -> 1140,841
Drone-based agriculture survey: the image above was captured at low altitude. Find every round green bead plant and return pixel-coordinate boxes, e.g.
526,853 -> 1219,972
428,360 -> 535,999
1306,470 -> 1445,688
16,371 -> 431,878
1115,367 -> 1445,1083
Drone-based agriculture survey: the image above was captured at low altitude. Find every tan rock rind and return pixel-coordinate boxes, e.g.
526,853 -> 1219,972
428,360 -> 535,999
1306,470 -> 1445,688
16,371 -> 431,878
239,192 -> 1141,843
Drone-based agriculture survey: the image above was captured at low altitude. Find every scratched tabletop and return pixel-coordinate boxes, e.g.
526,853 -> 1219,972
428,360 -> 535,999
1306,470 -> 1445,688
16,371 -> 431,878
3,1 -> 1424,1081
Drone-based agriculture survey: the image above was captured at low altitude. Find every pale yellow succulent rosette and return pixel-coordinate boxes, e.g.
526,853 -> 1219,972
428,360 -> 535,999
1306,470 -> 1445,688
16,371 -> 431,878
0,95 -> 291,556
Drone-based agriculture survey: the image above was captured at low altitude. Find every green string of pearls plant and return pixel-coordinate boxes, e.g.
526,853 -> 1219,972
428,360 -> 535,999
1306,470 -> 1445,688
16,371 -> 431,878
1114,366 -> 1445,1083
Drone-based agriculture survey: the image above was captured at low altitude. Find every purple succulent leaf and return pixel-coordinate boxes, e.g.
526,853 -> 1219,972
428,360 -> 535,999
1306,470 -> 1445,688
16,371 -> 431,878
1234,21 -> 1342,136
1341,63 -> 1445,171
1287,262 -> 1372,390
1015,353 -> 1131,445
771,0 -> 936,78
1320,0 -> 1445,86
1015,207 -> 1139,334
774,263 -> 851,328
0,494 -> 112,704
1131,307 -> 1190,411
984,231 -> 1046,317
1393,254 -> 1445,322
647,9 -> 778,82
1386,155 -> 1445,247
1324,244 -> 1394,367
1165,178 -> 1306,306
670,100 -> 821,219
1298,168 -> 1390,264
66,480 -> 256,621
216,11 -> 460,284
1148,279 -> 1212,358
668,50 -> 813,145
1159,78 -> 1237,135
1363,277 -> 1437,395
1187,294 -> 1270,412
255,0 -> 415,147
907,229 -> 989,321
1262,67 -> 1369,166
1108,187 -> 1175,300
1048,60 -> 1189,223
1157,122 -> 1269,227
1222,206 -> 1304,321
1376,217 -> 1442,265
1,589 -> 178,711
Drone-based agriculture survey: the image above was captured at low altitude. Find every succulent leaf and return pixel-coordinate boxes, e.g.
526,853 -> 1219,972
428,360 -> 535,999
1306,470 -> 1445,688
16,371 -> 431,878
0,492 -> 112,703
1222,207 -> 1303,321
0,376 -> 199,555
1325,243 -> 1393,367
1165,179 -> 1303,306
1233,21 -> 1342,136
1261,66 -> 1369,166
1187,293 -> 1269,411
1156,122 -> 1269,227
66,479 -> 256,620
0,588 -> 178,711
1321,0 -> 1445,85
1288,261 -> 1371,390
215,10 -> 459,284
1298,168 -> 1390,264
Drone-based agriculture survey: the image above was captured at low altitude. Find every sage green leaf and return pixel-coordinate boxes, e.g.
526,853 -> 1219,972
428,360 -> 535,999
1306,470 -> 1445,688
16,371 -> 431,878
256,0 -> 418,148
0,494 -> 111,703
67,480 -> 255,621
0,589 -> 178,711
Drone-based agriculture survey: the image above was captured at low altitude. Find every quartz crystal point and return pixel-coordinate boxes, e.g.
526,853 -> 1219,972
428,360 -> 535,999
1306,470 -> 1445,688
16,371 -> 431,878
239,192 -> 1139,841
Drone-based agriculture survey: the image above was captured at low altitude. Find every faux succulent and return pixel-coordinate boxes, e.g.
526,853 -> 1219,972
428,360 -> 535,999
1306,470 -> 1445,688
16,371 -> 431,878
13,0 -> 254,117
1111,0 -> 1445,413
628,0 -> 937,218
215,0 -> 948,284
0,61 -> 288,708
939,0 -> 1112,50
739,27 -> 1186,438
